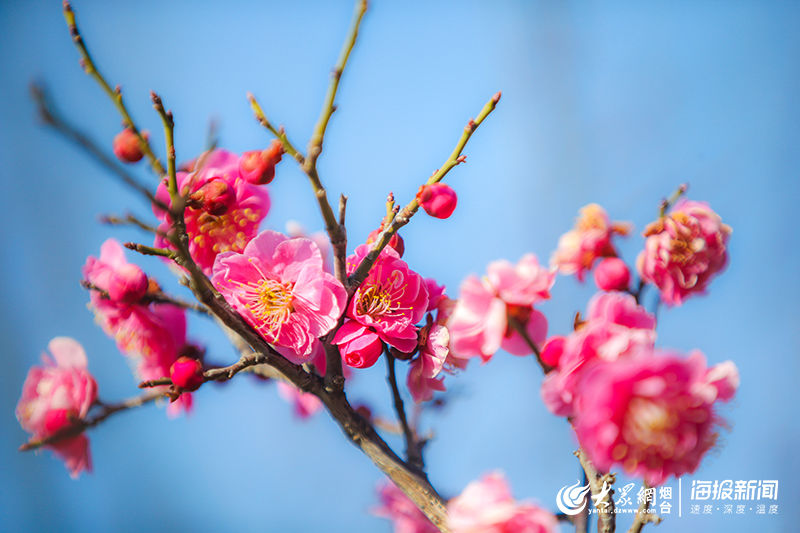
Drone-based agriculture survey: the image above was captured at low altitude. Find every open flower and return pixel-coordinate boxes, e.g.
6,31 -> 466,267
637,199 -> 731,306
84,241 -> 193,416
407,324 -> 449,403
448,472 -> 558,533
573,350 -> 738,486
343,245 -> 429,355
541,291 -> 656,417
154,149 -> 271,274
16,338 -> 98,478
212,230 -> 347,363
551,204 -> 630,281
448,254 -> 553,362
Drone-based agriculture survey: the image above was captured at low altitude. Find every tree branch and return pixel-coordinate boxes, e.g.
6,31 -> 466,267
385,347 -> 424,471
19,389 -> 167,452
627,483 -> 661,533
62,1 -> 165,177
347,91 -> 501,292
576,448 -> 617,533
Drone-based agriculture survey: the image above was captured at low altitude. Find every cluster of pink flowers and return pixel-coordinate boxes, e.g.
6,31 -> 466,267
154,149 -> 273,274
406,279 -> 452,403
551,204 -> 630,282
374,472 -> 558,533
638,200 -> 731,306
334,245 -> 429,368
540,290 -> 738,484
84,239 -> 193,415
448,254 -> 554,362
16,338 -> 98,478
540,292 -> 657,417
212,230 -> 347,363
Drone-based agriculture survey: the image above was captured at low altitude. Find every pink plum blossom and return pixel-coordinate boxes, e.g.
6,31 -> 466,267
277,381 -> 323,419
417,183 -> 458,219
16,338 -> 98,478
447,472 -> 559,533
573,350 -> 739,486
84,240 -> 193,415
407,324 -> 449,403
212,230 -> 347,363
637,199 -> 731,306
448,254 -> 553,362
154,149 -> 271,274
343,245 -> 429,355
373,481 -> 438,533
551,204 -> 630,281
541,292 -> 656,417
332,321 -> 384,369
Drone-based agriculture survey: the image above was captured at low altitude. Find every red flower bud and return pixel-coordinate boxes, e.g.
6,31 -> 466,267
593,257 -> 631,292
366,228 -> 405,257
170,357 -> 205,391
188,177 -> 235,216
417,183 -> 457,219
113,128 -> 148,163
239,140 -> 283,185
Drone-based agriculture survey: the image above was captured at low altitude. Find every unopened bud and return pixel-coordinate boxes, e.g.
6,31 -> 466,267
113,128 -> 147,163
170,357 -> 204,391
593,257 -> 631,292
239,140 -> 283,185
417,183 -> 457,219
188,177 -> 234,216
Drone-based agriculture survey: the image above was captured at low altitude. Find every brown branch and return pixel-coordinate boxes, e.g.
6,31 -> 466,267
80,280 -> 210,316
506,314 -> 552,373
627,483 -> 661,533
347,91 -> 501,293
100,213 -> 165,236
19,389 -> 166,452
30,83 -> 167,211
576,448 -> 617,533
385,347 -> 424,471
62,1 -> 165,176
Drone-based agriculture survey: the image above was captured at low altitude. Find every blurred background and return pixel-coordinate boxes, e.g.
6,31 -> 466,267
1,1 -> 798,531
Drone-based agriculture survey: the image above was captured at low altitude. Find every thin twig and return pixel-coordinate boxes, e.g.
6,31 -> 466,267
19,389 -> 167,452
307,0 -> 368,168
246,93 -> 305,165
124,242 -> 176,259
62,1 -> 165,176
100,213 -> 164,236
385,347 -> 424,471
627,482 -> 661,533
576,448 -> 617,533
30,84 -> 167,211
658,183 -> 688,217
347,91 -> 501,293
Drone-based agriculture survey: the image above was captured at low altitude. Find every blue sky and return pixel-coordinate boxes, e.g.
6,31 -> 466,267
1,1 -> 798,532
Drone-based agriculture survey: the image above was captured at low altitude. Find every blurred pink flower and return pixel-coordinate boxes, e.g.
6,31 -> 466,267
448,472 -> 558,533
407,324 -> 449,403
16,338 -> 98,478
373,481 -> 439,533
344,245 -> 428,354
637,200 -> 731,306
212,230 -> 346,363
551,204 -> 630,281
573,350 -> 738,486
277,381 -> 322,419
448,254 -> 553,362
154,149 -> 271,274
84,241 -> 193,415
541,292 -> 656,417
